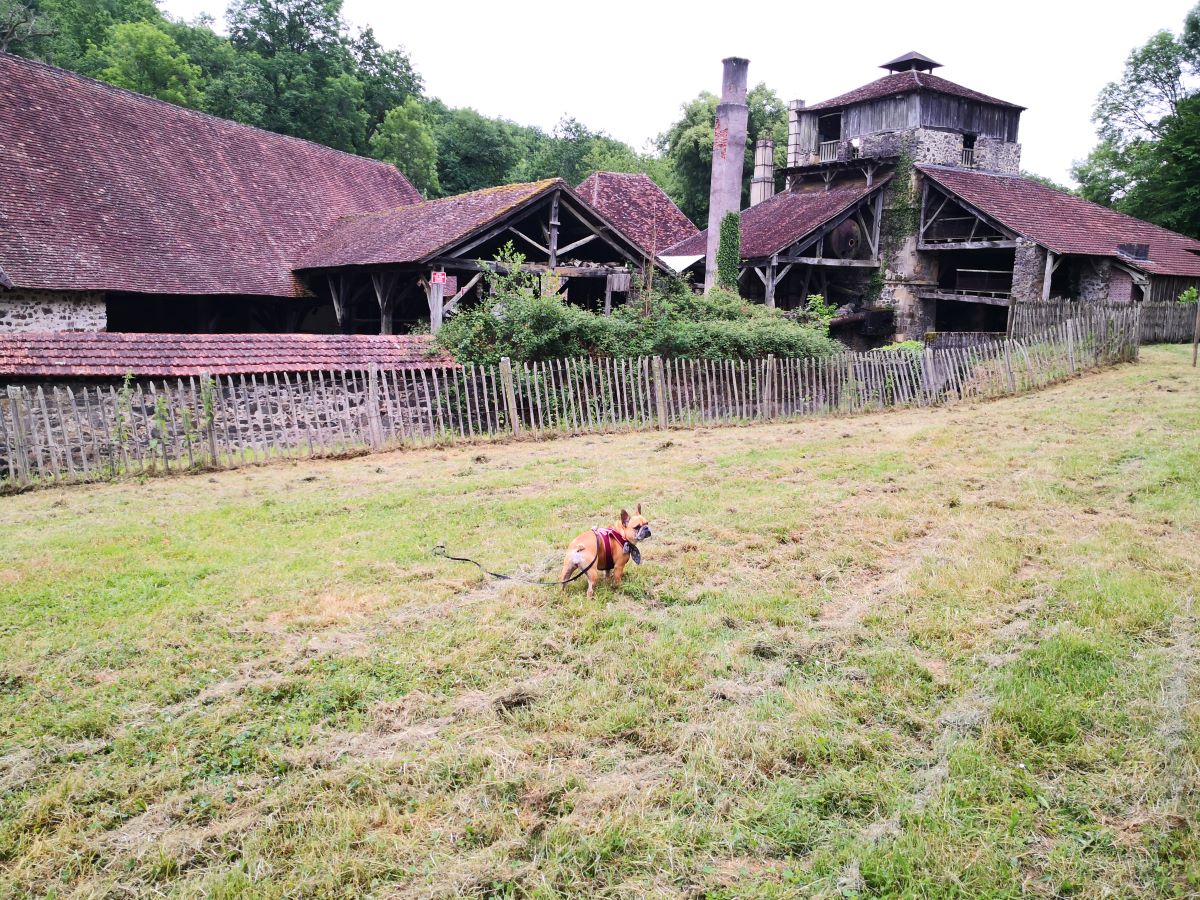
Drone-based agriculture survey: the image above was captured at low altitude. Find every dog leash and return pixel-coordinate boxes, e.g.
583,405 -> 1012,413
432,544 -> 600,586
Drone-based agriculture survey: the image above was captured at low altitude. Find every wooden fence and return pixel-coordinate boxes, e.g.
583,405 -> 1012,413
1011,300 -> 1196,344
0,310 -> 1140,490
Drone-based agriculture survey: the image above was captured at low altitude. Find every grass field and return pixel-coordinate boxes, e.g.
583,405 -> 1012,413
1,345 -> 1198,898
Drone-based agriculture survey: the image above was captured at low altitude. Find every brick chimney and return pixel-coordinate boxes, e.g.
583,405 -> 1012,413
704,57 -> 749,293
750,133 -> 775,206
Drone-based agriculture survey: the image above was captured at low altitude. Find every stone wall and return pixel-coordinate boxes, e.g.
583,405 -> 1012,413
974,138 -> 1021,175
1010,239 -> 1046,302
1109,268 -> 1133,303
1078,259 -> 1113,303
911,129 -> 964,168
0,290 -> 107,332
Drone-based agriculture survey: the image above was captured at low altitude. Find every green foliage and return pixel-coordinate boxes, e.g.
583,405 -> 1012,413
716,211 -> 741,290
0,0 -> 55,53
84,20 -> 204,107
435,247 -> 841,366
369,97 -> 439,197
1073,3 -> 1200,237
876,339 -> 924,353
1180,286 -> 1199,304
802,293 -> 837,327
656,83 -> 788,224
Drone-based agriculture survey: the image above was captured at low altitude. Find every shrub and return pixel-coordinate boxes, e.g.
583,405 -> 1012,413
435,248 -> 842,365
1179,286 -> 1198,305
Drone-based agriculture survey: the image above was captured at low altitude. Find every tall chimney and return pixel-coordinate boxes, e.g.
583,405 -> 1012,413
704,57 -> 749,293
750,133 -> 775,206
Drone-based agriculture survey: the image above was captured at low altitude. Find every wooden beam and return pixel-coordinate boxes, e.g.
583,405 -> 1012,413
764,262 -> 777,308
327,274 -> 351,333
508,226 -> 549,257
1041,251 -> 1056,301
370,270 -> 399,335
548,191 -> 560,268
917,240 -> 1019,251
426,257 -> 629,277
555,233 -> 597,256
775,256 -> 881,268
917,290 -> 1011,307
443,271 -> 483,316
773,263 -> 793,287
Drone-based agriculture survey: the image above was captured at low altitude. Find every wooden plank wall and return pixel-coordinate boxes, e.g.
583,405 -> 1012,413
0,310 -> 1142,490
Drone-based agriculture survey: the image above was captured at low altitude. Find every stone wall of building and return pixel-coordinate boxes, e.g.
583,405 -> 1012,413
1078,259 -> 1113,302
0,290 -> 107,332
974,138 -> 1021,175
911,129 -> 964,168
1010,239 -> 1046,302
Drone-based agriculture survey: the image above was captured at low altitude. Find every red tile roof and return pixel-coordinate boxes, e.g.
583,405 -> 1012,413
919,166 -> 1200,277
666,184 -> 881,261
804,71 -> 1023,112
575,172 -> 699,257
0,332 -> 451,378
297,180 -> 558,270
0,53 -> 421,298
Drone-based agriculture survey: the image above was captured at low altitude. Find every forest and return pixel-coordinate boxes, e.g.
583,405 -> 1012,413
2,0 -> 1199,238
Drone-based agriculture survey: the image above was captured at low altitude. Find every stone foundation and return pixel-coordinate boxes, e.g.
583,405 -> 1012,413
1078,259 -> 1113,302
0,290 -> 107,332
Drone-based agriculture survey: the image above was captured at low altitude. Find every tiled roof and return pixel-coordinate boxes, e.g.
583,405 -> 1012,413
666,184 -> 880,261
0,332 -> 452,378
575,172 -> 699,257
804,70 -> 1023,112
0,53 -> 421,298
297,181 -> 559,270
919,166 -> 1200,277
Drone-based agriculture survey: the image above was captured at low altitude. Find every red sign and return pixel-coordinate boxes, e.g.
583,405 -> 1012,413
430,271 -> 447,285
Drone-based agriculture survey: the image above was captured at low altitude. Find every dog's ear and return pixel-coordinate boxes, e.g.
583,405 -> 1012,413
620,508 -> 630,525
636,502 -> 642,516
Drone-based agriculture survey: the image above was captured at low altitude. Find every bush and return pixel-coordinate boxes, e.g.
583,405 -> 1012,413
435,248 -> 842,365
1179,286 -> 1198,305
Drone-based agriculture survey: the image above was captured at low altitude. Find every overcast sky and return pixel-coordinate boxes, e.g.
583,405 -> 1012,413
160,0 -> 1195,185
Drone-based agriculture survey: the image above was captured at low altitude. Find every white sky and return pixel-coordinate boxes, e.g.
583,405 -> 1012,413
159,0 -> 1195,185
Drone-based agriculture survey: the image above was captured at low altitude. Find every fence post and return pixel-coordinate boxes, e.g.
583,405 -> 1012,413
5,386 -> 31,487
764,354 -> 776,419
652,356 -> 668,429
499,357 -> 520,435
1192,299 -> 1199,367
1002,339 -> 1016,393
1065,319 -> 1076,374
367,363 -> 385,448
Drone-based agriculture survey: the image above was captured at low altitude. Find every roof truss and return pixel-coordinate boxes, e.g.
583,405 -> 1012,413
918,180 -> 1018,250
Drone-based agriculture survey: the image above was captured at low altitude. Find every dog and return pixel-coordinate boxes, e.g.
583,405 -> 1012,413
559,504 -> 652,598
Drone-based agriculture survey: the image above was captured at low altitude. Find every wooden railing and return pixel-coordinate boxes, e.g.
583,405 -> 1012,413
0,311 -> 1141,490
819,141 -> 839,163
961,147 -> 976,167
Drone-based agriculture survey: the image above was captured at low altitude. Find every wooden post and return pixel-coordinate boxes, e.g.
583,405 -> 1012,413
371,271 -> 397,335
327,275 -> 351,334
548,192 -> 560,269
499,357 -> 520,435
764,261 -> 777,309
427,271 -> 445,333
1192,298 -> 1199,367
1002,339 -> 1016,393
652,356 -> 668,428
367,363 -> 385,447
604,275 -> 614,316
5,386 -> 30,486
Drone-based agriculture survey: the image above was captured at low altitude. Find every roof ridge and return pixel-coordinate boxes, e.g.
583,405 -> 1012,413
0,50 -> 411,176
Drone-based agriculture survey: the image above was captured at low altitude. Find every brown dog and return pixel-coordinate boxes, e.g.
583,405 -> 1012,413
559,504 -> 652,598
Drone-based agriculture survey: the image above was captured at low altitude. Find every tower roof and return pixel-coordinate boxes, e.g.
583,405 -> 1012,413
880,51 -> 942,73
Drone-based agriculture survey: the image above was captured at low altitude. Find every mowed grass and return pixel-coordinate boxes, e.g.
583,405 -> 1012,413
1,345 -> 1198,898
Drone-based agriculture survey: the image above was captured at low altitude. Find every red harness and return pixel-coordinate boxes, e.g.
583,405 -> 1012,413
591,527 -> 626,570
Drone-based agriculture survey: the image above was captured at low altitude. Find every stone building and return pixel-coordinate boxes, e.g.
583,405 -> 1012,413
673,52 -> 1200,342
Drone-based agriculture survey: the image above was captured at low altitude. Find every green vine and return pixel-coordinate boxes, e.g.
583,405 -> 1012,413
716,211 -> 741,291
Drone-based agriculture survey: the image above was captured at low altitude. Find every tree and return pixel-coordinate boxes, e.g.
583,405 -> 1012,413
1073,3 -> 1200,234
431,105 -> 522,196
657,83 -> 788,225
1120,94 -> 1200,237
85,20 -> 204,108
0,1 -> 55,53
16,0 -> 159,67
370,97 -> 439,196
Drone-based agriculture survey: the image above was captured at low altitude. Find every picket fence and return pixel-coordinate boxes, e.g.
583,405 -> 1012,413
0,311 -> 1141,489
1011,300 -> 1196,344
